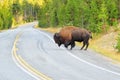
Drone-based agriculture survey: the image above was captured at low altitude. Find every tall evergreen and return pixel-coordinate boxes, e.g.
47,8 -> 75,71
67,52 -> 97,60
38,0 -> 120,33
38,0 -> 51,27
0,0 -> 13,29
106,0 -> 118,26
0,0 -> 120,31
87,0 -> 99,32
98,0 -> 108,32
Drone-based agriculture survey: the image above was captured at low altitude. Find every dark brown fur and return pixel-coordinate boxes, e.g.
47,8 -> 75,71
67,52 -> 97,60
53,26 -> 92,50
71,28 -> 92,50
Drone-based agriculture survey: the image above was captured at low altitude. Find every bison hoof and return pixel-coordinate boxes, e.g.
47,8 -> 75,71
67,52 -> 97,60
70,48 -> 72,50
80,48 -> 83,50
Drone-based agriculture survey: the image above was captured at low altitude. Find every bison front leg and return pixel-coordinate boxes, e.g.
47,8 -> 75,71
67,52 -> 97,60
70,41 -> 75,50
64,43 -> 68,48
64,41 -> 71,49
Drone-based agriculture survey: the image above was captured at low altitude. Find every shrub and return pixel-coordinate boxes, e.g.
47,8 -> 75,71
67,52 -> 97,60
116,34 -> 120,52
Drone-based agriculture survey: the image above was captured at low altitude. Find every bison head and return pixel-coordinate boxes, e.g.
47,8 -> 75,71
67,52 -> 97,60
53,33 -> 62,47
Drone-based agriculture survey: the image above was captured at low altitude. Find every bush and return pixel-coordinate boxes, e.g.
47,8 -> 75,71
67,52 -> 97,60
116,34 -> 120,52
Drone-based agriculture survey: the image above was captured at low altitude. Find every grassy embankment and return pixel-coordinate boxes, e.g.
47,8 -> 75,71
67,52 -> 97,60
37,25 -> 120,62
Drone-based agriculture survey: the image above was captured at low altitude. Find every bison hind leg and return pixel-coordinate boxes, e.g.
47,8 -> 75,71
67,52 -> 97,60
81,42 -> 86,50
84,42 -> 89,50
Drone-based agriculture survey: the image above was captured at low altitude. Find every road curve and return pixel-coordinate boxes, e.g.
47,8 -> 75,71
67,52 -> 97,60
0,23 -> 36,80
0,22 -> 120,80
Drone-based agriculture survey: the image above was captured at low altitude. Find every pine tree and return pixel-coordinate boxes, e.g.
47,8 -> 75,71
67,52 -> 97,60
98,0 -> 108,32
106,0 -> 118,26
0,0 -> 12,29
38,0 -> 51,27
88,0 -> 100,32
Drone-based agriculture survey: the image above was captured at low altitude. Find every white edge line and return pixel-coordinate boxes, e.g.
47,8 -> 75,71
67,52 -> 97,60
12,53 -> 40,80
38,29 -> 120,76
11,33 -> 40,80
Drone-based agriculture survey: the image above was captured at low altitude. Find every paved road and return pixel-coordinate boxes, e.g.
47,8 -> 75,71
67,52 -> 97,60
0,23 -> 37,80
1,22 -> 120,80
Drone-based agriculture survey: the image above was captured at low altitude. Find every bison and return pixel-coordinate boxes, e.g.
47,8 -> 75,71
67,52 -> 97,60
53,26 -> 79,49
53,26 -> 92,50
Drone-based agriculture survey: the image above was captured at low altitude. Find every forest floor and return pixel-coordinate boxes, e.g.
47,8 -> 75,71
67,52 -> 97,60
37,25 -> 120,62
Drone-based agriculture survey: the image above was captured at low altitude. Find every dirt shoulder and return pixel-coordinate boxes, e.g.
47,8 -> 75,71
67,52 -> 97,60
90,31 -> 120,62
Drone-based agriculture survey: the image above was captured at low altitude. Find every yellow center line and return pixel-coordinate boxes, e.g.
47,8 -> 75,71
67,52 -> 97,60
12,32 -> 52,80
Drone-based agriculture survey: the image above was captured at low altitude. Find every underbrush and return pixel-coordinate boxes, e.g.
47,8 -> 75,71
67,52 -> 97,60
116,34 -> 120,52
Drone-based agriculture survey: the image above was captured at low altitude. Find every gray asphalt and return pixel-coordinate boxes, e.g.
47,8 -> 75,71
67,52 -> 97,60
0,23 -> 36,80
0,22 -> 120,80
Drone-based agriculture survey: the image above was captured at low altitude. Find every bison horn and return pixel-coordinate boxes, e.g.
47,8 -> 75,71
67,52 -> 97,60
55,33 -> 60,38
